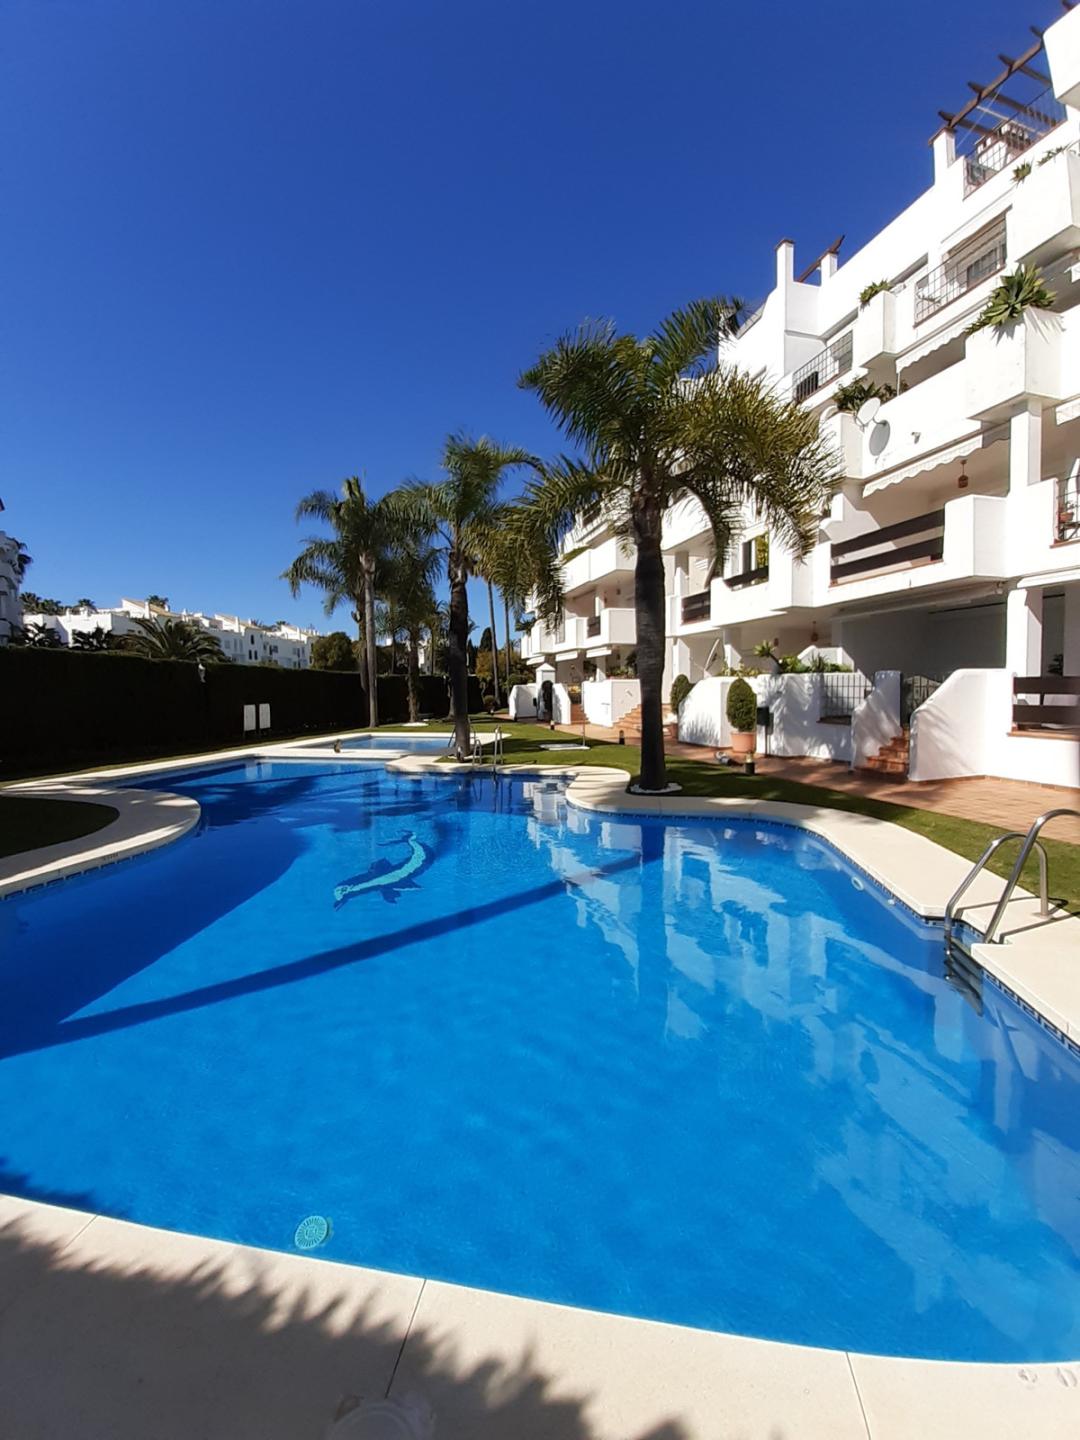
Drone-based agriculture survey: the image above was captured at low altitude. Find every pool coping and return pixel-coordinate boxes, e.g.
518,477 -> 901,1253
3,739 -> 1080,1437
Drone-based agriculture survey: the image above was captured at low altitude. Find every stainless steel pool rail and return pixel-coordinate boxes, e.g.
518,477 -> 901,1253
944,807 -> 1079,953
491,726 -> 504,775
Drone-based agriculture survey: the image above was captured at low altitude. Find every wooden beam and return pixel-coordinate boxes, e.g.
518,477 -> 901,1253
999,53 -> 1051,84
794,234 -> 845,284
967,85 -> 1057,127
937,36 -> 1047,136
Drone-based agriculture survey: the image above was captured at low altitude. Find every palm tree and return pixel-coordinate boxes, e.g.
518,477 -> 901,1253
9,539 -> 32,581
285,478 -> 398,728
127,616 -> 225,663
380,537 -> 441,721
518,299 -> 839,792
398,435 -> 537,758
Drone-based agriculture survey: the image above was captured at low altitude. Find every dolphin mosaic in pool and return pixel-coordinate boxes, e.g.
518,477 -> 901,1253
333,831 -> 431,908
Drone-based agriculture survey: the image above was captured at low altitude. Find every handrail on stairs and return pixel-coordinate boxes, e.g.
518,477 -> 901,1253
944,807 -> 1080,948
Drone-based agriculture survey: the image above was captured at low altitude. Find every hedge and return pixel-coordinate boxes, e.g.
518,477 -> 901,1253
0,648 -> 483,776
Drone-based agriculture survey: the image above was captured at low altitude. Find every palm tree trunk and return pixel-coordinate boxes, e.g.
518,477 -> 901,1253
632,497 -> 667,791
486,579 -> 501,708
502,592 -> 512,696
355,606 -> 370,725
448,544 -> 472,759
363,560 -> 379,730
406,624 -> 421,722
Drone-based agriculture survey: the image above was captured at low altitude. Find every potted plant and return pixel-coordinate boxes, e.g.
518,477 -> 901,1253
752,638 -> 780,674
858,279 -> 891,309
726,676 -> 758,759
966,264 -> 1056,334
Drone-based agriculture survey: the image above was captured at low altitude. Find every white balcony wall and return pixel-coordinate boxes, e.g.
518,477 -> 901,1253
1010,148 -> 1080,263
582,679 -> 640,727
1047,6 -> 1080,113
584,607 -> 636,649
860,363 -> 975,487
853,290 -> 898,369
661,495 -> 711,551
965,311 -> 1065,421
560,536 -> 635,593
820,411 -> 864,480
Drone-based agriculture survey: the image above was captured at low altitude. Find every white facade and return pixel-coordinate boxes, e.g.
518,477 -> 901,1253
22,597 -> 320,668
521,13 -> 1080,787
0,532 -> 24,643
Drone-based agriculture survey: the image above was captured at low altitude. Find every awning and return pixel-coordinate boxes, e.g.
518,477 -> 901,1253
585,646 -> 613,659
526,655 -> 549,668
897,315 -> 970,374
1018,568 -> 1080,589
862,432 -> 990,496
1055,394 -> 1080,426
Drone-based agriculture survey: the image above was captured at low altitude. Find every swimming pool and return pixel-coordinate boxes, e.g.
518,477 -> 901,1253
2,759 -> 1078,1362
308,733 -> 452,753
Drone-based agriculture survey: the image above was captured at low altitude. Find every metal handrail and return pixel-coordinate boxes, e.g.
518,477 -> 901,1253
491,725 -> 504,775
981,809 -> 1079,943
944,832 -> 1048,948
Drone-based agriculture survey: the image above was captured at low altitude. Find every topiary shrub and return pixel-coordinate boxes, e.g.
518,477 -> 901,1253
726,676 -> 757,733
669,673 -> 694,714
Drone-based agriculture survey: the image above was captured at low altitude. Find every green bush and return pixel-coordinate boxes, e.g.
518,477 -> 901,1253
669,673 -> 694,714
726,676 -> 757,733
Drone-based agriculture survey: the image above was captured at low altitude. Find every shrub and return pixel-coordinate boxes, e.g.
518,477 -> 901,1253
833,378 -> 895,414
726,677 -> 757,733
669,673 -> 694,714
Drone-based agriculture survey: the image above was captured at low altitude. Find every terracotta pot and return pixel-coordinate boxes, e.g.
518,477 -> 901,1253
728,729 -> 756,758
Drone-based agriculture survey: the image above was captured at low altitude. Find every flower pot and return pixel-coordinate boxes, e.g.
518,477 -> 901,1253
729,729 -> 756,758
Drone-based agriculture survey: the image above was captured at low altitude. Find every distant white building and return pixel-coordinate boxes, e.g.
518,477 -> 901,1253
22,597 -> 321,669
0,531 -> 24,643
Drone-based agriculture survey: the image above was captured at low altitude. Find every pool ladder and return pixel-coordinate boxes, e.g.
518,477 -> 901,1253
943,807 -> 1079,957
470,726 -> 504,775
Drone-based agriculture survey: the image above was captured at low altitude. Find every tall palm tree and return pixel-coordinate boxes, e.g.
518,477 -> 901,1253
398,435 -> 537,758
128,616 -> 225,663
380,536 -> 441,721
518,299 -> 839,792
9,539 -> 32,581
480,523 -> 548,702
285,478 -> 397,728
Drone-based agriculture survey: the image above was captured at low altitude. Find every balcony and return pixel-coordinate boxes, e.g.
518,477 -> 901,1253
830,510 -> 945,584
853,289 -> 898,369
914,220 -> 1007,324
1010,147 -> 1080,263
957,84 -> 1066,197
680,590 -> 712,624
560,535 -> 636,593
791,332 -> 854,403
583,607 -> 636,649
965,310 -> 1063,420
1057,472 -> 1080,543
725,564 -> 769,589
1013,675 -> 1080,733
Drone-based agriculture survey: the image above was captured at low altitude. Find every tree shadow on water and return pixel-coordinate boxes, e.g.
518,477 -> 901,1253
0,1208 -> 697,1440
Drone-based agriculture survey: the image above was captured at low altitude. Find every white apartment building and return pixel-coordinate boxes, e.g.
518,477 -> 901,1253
522,10 -> 1080,788
23,597 -> 320,669
0,531 -> 24,643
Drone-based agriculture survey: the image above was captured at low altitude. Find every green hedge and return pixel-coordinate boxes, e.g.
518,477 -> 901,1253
0,648 -> 488,775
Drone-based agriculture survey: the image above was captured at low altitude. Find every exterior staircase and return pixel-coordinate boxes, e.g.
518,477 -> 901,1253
569,703 -> 587,724
616,703 -> 643,735
861,728 -> 910,777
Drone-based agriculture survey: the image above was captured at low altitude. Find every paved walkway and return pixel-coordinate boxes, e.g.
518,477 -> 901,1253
554,723 -> 1080,842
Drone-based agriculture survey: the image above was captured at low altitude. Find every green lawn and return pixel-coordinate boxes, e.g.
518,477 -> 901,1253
0,796 -> 118,859
374,717 -> 1080,912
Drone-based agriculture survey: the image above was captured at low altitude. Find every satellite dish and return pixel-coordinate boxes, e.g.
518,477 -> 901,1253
855,396 -> 882,429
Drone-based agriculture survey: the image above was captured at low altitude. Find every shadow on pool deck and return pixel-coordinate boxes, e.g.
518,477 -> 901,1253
1,852 -> 651,1059
0,1212 -> 699,1440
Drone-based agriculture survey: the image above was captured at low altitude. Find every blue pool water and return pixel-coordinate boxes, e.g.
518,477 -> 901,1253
2,759 -> 1079,1361
314,734 -> 451,752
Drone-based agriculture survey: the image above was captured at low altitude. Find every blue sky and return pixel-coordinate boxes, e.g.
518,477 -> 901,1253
3,0 -> 1055,631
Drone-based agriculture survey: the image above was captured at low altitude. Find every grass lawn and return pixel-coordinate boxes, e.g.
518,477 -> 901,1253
375,717 -> 1080,913
0,796 -> 118,860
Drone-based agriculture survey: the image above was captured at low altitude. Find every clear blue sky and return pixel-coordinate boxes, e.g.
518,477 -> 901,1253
2,0 -> 1056,630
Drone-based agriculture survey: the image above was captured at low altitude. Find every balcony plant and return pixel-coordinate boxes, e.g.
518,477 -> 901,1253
966,264 -> 1055,334
858,280 -> 891,309
752,638 -> 780,674
833,378 -> 896,414
1013,161 -> 1033,184
726,676 -> 758,758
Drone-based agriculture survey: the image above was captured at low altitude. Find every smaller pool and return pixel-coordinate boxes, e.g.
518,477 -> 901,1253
320,733 -> 453,753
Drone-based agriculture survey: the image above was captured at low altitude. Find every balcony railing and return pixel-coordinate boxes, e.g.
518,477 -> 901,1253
830,509 -> 945,584
913,221 -> 1006,324
791,332 -> 854,403
725,564 -> 769,589
1056,473 -> 1080,544
586,614 -> 601,637
958,84 -> 1067,196
681,590 -> 712,623
1013,675 -> 1080,732
819,671 -> 872,722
